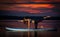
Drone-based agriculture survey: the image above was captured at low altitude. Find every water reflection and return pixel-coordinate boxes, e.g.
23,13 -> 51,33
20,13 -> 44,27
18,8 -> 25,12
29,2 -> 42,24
5,31 -> 58,37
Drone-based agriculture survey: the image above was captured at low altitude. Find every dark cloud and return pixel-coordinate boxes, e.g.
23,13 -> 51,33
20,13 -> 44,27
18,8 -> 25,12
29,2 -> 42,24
0,10 -> 59,16
0,0 -> 60,3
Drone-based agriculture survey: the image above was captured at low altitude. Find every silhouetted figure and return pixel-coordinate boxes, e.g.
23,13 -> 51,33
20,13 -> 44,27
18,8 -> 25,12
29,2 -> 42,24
33,17 -> 44,37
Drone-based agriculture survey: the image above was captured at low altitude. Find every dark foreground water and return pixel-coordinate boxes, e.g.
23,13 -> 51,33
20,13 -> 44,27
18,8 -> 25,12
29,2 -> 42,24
0,31 -> 60,37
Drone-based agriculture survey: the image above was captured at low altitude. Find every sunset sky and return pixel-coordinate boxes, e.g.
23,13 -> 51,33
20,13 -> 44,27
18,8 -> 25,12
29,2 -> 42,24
0,3 -> 59,16
0,4 -> 54,13
0,0 -> 60,16
0,0 -> 60,3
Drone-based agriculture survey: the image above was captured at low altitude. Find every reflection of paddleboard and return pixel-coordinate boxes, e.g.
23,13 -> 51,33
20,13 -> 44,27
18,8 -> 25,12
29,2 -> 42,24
6,27 -> 57,32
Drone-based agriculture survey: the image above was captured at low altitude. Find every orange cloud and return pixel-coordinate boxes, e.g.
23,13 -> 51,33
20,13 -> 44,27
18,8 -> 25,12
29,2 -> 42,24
17,4 -> 54,8
0,4 -> 54,14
